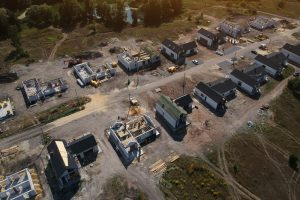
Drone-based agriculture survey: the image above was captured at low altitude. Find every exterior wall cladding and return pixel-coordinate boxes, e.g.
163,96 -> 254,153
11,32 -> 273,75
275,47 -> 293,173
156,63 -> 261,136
194,88 -> 219,110
229,75 -> 257,95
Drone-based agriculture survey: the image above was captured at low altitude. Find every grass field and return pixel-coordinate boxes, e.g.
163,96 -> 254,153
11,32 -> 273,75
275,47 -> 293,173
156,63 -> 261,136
223,87 -> 300,199
100,176 -> 148,200
160,156 -> 230,200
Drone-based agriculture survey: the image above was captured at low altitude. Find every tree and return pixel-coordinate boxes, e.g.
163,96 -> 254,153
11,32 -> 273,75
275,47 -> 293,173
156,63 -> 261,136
132,9 -> 138,26
278,1 -> 286,9
0,8 -> 19,40
84,0 -> 94,21
59,0 -> 83,27
289,154 -> 299,172
161,0 -> 173,22
170,0 -> 182,15
113,0 -> 125,32
144,0 -> 161,26
27,4 -> 59,28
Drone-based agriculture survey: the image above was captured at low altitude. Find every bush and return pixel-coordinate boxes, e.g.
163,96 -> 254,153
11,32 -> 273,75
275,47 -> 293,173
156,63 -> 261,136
27,4 -> 59,28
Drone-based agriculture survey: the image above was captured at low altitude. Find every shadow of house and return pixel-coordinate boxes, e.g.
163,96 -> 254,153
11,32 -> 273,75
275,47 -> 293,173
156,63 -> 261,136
45,162 -> 80,200
155,95 -> 189,141
68,133 -> 99,167
47,140 -> 80,192
174,94 -> 193,114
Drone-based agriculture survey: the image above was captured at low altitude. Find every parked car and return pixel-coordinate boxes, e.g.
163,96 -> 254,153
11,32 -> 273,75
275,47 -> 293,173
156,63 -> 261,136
192,60 -> 199,65
216,50 -> 224,56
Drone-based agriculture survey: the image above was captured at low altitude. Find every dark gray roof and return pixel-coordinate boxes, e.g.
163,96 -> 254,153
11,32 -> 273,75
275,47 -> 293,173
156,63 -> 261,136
282,43 -> 300,56
255,52 -> 285,71
198,28 -> 217,40
244,64 -> 266,78
174,94 -> 193,108
230,69 -> 257,87
196,82 -> 224,103
181,41 -> 197,51
210,79 -> 236,94
68,134 -> 97,155
162,39 -> 184,54
47,140 -> 77,178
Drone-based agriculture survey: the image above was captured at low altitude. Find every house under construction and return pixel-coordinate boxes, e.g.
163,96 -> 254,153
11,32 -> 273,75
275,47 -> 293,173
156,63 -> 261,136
0,168 -> 41,200
107,115 -> 159,165
73,62 -> 116,87
0,97 -> 14,121
22,78 -> 68,106
117,47 -> 161,72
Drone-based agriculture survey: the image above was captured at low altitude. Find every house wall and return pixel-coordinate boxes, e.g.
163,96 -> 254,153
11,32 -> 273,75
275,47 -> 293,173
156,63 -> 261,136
197,33 -> 213,46
161,44 -> 179,60
255,60 -> 278,77
194,88 -> 219,110
222,89 -> 236,98
108,130 -> 131,161
185,48 -> 197,56
156,103 -> 178,129
282,49 -> 300,64
229,75 -> 257,95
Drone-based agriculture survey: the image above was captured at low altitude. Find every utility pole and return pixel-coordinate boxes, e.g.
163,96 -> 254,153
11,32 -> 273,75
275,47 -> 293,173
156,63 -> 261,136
182,64 -> 186,95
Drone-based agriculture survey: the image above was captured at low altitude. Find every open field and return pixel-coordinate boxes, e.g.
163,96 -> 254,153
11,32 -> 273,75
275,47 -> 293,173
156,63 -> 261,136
160,156 -> 230,200
222,88 -> 300,200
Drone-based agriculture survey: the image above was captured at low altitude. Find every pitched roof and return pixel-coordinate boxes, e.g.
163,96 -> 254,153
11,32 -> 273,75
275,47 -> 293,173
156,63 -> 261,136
282,43 -> 300,56
210,79 -> 236,94
181,41 -> 197,51
47,140 -> 77,178
230,69 -> 257,87
244,64 -> 267,78
68,134 -> 97,155
174,94 -> 193,108
255,52 -> 286,71
157,95 -> 187,120
195,82 -> 224,103
198,28 -> 217,40
161,39 -> 184,54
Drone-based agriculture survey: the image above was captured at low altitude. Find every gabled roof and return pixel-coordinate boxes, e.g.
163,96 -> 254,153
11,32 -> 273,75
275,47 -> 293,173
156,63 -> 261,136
47,140 -> 77,178
196,82 -> 224,103
181,41 -> 197,51
282,43 -> 300,56
198,28 -> 217,40
255,52 -> 286,71
230,69 -> 257,87
244,64 -> 267,78
174,94 -> 193,108
210,79 -> 236,94
157,95 -> 187,120
161,39 -> 184,54
68,134 -> 97,155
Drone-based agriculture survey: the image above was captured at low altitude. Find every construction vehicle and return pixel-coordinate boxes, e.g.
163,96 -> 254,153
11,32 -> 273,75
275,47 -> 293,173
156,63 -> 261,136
64,58 -> 82,68
167,66 -> 177,73
259,44 -> 267,50
111,62 -> 118,68
90,80 -> 101,88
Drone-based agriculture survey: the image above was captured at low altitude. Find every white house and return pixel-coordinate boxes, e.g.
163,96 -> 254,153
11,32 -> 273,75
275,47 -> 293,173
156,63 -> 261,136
181,41 -> 198,56
194,82 -> 226,111
255,52 -> 287,77
281,43 -> 300,65
156,95 -> 187,130
197,28 -> 218,48
244,64 -> 268,86
161,39 -> 186,65
229,69 -> 260,96
68,133 -> 99,160
209,79 -> 237,100
117,47 -> 160,72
